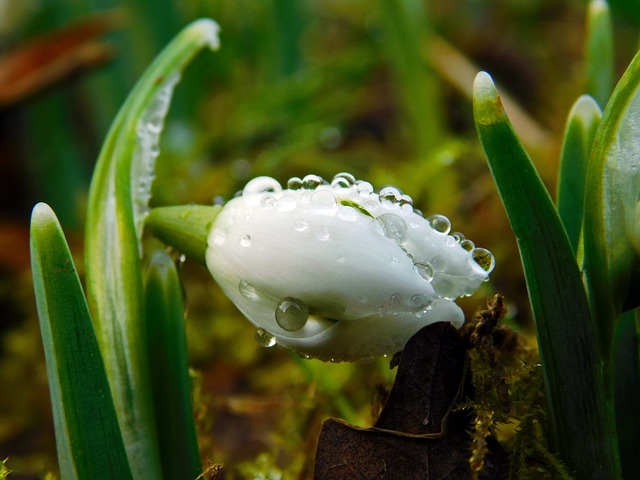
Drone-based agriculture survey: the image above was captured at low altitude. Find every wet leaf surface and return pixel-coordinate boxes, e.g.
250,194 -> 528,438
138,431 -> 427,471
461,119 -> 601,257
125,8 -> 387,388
314,322 -> 507,479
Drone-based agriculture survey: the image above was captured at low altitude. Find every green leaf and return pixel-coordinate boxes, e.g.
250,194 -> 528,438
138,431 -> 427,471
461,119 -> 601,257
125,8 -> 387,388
583,47 -> 640,352
84,19 -> 220,477
473,71 -> 619,479
556,95 -> 602,253
30,203 -> 133,480
613,310 -> 640,480
145,250 -> 201,479
585,0 -> 614,108
146,205 -> 222,266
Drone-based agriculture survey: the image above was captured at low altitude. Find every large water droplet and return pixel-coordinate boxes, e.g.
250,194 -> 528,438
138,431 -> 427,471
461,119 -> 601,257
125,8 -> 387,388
377,213 -> 408,246
472,248 -> 495,273
255,328 -> 276,348
310,190 -> 337,209
239,280 -> 259,301
243,177 -> 282,197
302,174 -> 323,189
275,297 -> 309,331
427,214 -> 451,234
460,239 -> 475,252
239,234 -> 252,247
356,181 -> 373,196
414,262 -> 434,282
287,177 -> 303,190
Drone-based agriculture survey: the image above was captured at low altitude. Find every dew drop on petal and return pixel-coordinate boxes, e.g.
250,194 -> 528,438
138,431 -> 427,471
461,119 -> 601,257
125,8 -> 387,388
427,214 -> 452,234
239,234 -> 252,247
399,194 -> 413,207
211,228 -> 225,246
377,306 -> 387,317
337,205 -> 358,222
332,172 -> 356,187
377,213 -> 408,246
239,280 -> 260,301
445,236 -> 457,247
472,248 -> 495,273
356,181 -> 373,196
310,190 -> 337,209
315,226 -> 330,241
302,174 -> 323,189
414,262 -> 434,282
255,328 -> 276,348
431,255 -> 445,271
275,297 -> 309,331
460,239 -> 475,252
243,177 -> 282,197
287,177 -> 303,190
379,186 -> 401,207
294,219 -> 308,232
260,195 -> 277,209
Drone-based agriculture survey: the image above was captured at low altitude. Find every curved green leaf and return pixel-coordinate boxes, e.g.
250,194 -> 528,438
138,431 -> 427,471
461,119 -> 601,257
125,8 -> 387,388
84,19 -> 220,477
556,95 -> 602,253
473,72 -> 619,479
583,47 -> 640,349
30,203 -> 133,480
145,250 -> 201,479
585,0 -> 614,108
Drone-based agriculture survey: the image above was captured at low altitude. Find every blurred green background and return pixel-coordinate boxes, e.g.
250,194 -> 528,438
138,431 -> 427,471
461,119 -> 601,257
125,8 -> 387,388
1,0 -> 638,477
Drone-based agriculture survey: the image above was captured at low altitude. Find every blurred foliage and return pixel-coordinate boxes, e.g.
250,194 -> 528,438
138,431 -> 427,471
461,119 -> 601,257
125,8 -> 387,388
1,0 -> 639,478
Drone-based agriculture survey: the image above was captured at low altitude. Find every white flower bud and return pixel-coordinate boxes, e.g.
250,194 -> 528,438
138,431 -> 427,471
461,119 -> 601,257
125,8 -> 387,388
206,173 -> 494,361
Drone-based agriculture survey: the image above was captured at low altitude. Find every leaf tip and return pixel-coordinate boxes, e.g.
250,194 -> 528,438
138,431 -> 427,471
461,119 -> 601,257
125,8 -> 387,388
188,18 -> 221,51
473,71 -> 503,125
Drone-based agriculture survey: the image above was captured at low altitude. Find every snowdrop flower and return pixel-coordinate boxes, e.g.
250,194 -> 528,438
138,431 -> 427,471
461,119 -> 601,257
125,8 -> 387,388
206,173 -> 494,361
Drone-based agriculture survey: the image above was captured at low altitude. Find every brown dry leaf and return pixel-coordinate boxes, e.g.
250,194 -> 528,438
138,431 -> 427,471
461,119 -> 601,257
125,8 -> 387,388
314,322 -> 508,480
0,11 -> 121,107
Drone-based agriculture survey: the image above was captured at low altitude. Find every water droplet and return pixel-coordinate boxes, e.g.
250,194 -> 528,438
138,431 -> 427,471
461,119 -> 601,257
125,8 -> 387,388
445,236 -> 457,247
356,181 -> 373,196
275,297 -> 309,331
413,208 -> 423,217
410,294 -> 434,316
294,219 -> 308,232
315,226 -> 330,241
377,306 -> 388,317
472,248 -> 495,273
390,293 -> 403,307
427,214 -> 451,234
379,186 -> 401,206
337,205 -> 358,222
310,190 -> 337,209
414,262 -> 434,282
243,177 -> 282,197
452,232 -> 465,242
336,254 -> 346,263
460,239 -> 475,251
260,195 -> 277,209
239,280 -> 259,301
211,229 -> 225,246
302,174 -> 323,189
287,177 -> 303,190
377,213 -> 408,246
255,328 -> 276,348
431,255 -> 445,271
239,234 -> 252,247
332,172 -> 356,187
399,194 -> 413,207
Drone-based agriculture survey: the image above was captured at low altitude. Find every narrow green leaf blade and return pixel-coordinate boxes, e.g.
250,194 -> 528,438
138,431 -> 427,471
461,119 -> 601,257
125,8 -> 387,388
556,95 -> 602,253
613,310 -> 640,480
146,205 -> 222,266
585,0 -> 615,108
473,72 -> 619,479
30,203 -> 133,480
583,47 -> 640,347
84,19 -> 220,477
145,250 -> 201,479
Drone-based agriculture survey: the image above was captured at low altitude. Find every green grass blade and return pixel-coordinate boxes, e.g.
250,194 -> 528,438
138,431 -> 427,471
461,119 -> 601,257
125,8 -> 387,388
583,47 -> 640,351
556,95 -> 602,253
145,205 -> 222,266
473,71 -> 619,479
30,203 -> 133,480
84,19 -> 220,478
613,310 -> 640,479
586,0 -> 615,108
145,250 -> 201,479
